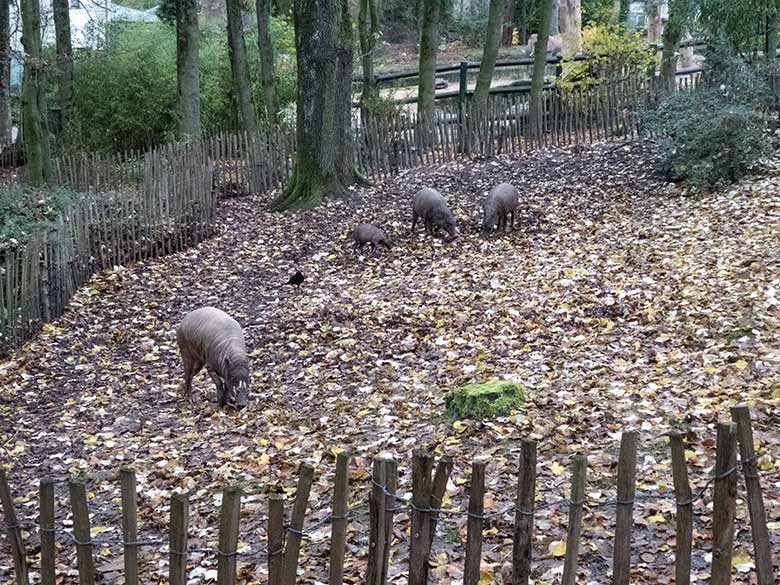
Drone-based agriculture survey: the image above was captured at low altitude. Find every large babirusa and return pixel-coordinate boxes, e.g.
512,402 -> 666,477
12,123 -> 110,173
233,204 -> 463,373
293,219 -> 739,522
482,183 -> 519,232
411,187 -> 458,240
176,307 -> 250,409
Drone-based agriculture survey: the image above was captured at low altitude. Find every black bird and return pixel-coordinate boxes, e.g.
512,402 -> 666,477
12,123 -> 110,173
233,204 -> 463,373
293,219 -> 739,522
286,270 -> 305,288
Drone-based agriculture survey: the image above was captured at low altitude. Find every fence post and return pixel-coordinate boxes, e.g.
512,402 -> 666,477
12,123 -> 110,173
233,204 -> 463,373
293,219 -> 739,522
730,406 -> 775,585
427,456 -> 454,554
367,455 -> 389,585
217,486 -> 242,585
669,431 -> 692,585
463,457 -> 488,585
710,422 -> 738,585
409,448 -> 434,585
120,467 -> 139,585
169,492 -> 190,585
612,431 -> 638,585
329,450 -> 351,585
458,61 -> 468,153
268,494 -> 285,585
0,470 -> 29,585
512,439 -> 536,585
39,478 -> 55,585
381,457 -> 398,584
69,479 -> 96,585
282,462 -> 315,585
561,454 -> 587,585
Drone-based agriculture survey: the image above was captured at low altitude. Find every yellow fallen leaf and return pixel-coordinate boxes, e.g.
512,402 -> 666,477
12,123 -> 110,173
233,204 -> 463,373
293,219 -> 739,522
549,462 -> 565,475
478,570 -> 494,585
259,453 -> 270,465
356,409 -> 371,418
549,540 -> 566,557
453,420 -> 468,432
647,513 -> 666,524
92,526 -> 111,535
735,359 -> 747,370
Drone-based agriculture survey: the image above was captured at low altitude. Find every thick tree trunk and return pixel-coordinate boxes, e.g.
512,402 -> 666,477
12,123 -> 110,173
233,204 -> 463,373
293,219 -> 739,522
660,9 -> 682,92
226,0 -> 258,133
0,0 -> 10,144
176,0 -> 201,138
529,0 -> 553,139
549,0 -> 559,36
52,0 -> 73,136
20,0 -> 51,185
558,0 -> 581,55
472,0 -> 504,110
646,0 -> 662,43
417,0 -> 440,120
516,0 -> 529,45
359,0 -> 378,104
256,0 -> 277,123
270,0 -> 354,210
768,2 -> 779,60
501,0 -> 513,46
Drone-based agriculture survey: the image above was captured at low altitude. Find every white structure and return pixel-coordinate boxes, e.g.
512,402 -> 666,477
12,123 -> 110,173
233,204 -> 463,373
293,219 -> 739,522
9,0 -> 159,89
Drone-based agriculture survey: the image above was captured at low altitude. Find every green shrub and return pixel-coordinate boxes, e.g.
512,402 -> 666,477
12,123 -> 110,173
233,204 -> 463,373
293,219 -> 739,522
445,381 -> 526,420
0,185 -> 76,243
72,18 -> 297,152
645,88 -> 769,189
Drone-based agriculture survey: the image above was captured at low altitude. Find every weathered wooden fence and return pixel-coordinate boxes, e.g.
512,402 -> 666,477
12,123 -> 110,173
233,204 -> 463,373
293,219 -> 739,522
0,142 -> 215,354
0,406 -> 775,584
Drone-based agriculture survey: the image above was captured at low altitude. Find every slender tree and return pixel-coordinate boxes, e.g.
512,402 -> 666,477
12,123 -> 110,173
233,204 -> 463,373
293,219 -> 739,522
256,0 -> 277,122
417,0 -> 441,120
501,0 -> 514,46
529,0 -> 554,139
558,0 -> 581,55
646,0 -> 662,43
52,0 -> 73,136
661,0 -> 692,91
20,0 -> 52,184
472,0 -> 505,110
176,0 -> 201,138
226,0 -> 258,132
0,0 -> 10,144
549,0 -> 559,35
358,0 -> 379,105
768,1 -> 779,60
270,0 -> 354,210
618,0 -> 629,23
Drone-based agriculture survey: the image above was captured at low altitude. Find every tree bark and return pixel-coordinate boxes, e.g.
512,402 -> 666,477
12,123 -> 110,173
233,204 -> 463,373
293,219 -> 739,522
529,0 -> 553,139
549,0 -> 559,36
52,0 -> 73,137
270,0 -> 354,210
516,0 -> 529,45
226,0 -> 258,132
501,0 -> 513,46
558,0 -> 581,55
0,0 -> 10,144
646,0 -> 662,43
256,0 -> 277,123
20,0 -> 51,185
660,0 -> 684,92
417,0 -> 440,120
359,0 -> 378,104
176,0 -> 201,138
767,1 -> 779,61
472,0 -> 504,110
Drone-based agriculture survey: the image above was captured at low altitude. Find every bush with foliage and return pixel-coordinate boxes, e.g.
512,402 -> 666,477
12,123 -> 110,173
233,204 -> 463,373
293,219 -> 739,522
72,18 -> 296,151
0,185 -> 76,243
582,0 -> 615,27
557,24 -> 654,89
445,381 -> 526,420
644,88 -> 769,189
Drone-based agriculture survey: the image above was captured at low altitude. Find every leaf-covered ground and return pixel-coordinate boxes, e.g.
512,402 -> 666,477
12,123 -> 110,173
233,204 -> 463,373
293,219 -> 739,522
1,141 -> 779,584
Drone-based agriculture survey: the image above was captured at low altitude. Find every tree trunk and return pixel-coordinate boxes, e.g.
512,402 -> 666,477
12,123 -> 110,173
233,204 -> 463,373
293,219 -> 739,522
256,0 -> 277,123
270,0 -> 354,210
646,0 -> 662,43
768,1 -> 779,60
501,0 -> 513,46
516,0 -> 529,45
529,0 -> 553,139
0,0 -> 10,144
558,0 -> 581,55
176,0 -> 201,138
20,0 -> 51,185
274,0 -> 291,17
618,0 -> 629,23
52,0 -> 73,137
226,0 -> 258,132
660,5 -> 682,92
417,0 -> 441,120
472,0 -> 504,110
549,0 -> 559,36
359,0 -> 378,104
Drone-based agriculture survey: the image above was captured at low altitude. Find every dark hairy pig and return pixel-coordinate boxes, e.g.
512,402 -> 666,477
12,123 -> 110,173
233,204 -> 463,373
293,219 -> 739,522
352,223 -> 392,252
411,188 -> 458,239
482,183 -> 519,232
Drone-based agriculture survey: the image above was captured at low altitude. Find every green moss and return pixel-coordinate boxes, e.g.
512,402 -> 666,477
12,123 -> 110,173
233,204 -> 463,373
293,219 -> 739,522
445,381 -> 526,420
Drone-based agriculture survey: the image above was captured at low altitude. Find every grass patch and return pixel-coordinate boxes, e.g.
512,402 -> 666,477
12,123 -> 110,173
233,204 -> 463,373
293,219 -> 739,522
445,381 -> 526,420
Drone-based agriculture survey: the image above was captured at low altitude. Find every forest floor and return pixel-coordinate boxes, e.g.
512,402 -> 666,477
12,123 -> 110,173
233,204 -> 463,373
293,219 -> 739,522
1,141 -> 780,584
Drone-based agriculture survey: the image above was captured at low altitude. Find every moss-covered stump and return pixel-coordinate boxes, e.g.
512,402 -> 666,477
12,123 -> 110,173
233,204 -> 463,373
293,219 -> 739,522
445,381 -> 526,420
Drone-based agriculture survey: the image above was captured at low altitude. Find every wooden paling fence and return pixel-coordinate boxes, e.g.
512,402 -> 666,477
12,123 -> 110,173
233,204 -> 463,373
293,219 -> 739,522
0,406 -> 776,584
0,142 -> 215,354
